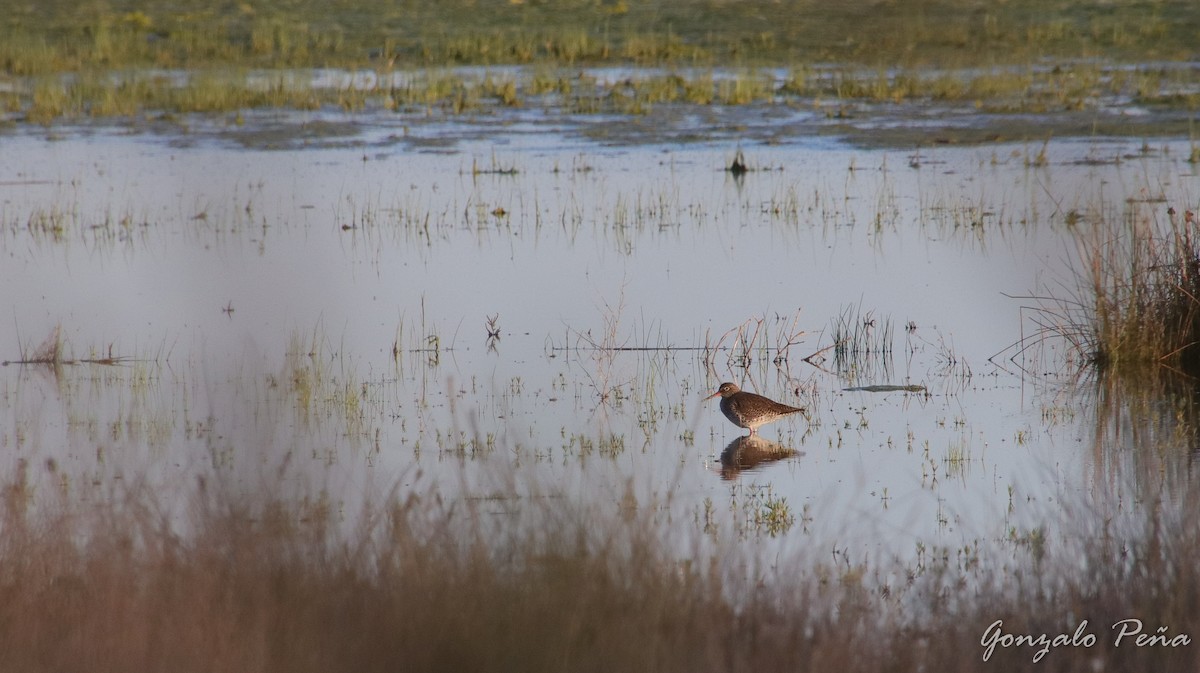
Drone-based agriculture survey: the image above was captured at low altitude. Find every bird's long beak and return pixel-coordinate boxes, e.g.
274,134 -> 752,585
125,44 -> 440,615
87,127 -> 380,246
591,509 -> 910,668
703,390 -> 721,400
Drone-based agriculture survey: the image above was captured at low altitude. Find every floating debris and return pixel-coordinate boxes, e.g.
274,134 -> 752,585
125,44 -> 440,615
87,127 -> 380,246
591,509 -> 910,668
843,384 -> 927,393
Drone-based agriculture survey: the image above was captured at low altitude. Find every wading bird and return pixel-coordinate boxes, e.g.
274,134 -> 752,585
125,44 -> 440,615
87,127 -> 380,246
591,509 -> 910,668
704,382 -> 805,436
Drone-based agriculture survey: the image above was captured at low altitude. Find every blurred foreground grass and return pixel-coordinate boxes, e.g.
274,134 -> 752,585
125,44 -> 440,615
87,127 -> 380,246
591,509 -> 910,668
1,462 -> 1197,672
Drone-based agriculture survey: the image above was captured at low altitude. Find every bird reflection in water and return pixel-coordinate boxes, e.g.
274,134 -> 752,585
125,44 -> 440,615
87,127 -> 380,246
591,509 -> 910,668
717,435 -> 801,480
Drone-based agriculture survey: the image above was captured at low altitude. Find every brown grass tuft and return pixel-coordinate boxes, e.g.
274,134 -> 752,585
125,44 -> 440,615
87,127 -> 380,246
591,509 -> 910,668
1022,203 -> 1200,382
1082,206 -> 1200,376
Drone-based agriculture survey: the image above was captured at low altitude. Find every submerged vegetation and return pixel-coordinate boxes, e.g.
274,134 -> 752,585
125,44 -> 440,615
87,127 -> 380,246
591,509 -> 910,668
2,0 -> 1200,124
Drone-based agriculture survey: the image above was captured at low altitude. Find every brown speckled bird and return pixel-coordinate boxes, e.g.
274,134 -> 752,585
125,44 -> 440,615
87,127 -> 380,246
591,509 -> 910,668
705,382 -> 805,435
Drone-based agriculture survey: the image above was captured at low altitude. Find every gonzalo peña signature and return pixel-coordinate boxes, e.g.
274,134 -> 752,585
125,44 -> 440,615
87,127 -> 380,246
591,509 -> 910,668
981,619 -> 1191,662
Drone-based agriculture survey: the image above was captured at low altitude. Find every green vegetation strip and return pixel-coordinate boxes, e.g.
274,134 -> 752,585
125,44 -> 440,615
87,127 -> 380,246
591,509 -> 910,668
6,0 -> 1199,72
2,0 -> 1200,123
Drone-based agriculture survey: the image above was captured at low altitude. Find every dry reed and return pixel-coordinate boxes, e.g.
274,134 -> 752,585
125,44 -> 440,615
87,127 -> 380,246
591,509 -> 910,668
1024,204 -> 1200,380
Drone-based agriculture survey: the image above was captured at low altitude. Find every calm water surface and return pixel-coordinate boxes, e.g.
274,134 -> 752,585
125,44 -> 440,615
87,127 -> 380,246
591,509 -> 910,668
2,115 -> 1195,573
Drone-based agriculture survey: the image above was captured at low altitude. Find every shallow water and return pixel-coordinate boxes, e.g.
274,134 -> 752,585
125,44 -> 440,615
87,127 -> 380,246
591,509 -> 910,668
2,111 -> 1197,576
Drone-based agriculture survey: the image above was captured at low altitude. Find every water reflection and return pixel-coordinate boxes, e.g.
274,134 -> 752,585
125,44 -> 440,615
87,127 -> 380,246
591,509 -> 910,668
717,435 -> 800,480
1084,371 -> 1200,505
3,126 -> 1200,573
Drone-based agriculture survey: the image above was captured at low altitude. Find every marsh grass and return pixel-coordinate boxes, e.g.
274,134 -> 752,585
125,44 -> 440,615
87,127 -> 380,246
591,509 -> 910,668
284,335 -> 364,437
706,311 -> 809,374
5,1 -> 1200,122
1023,203 -> 1200,381
832,304 -> 894,384
13,60 -> 1195,124
6,0 -> 1199,74
469,151 -> 520,176
3,324 -> 134,368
